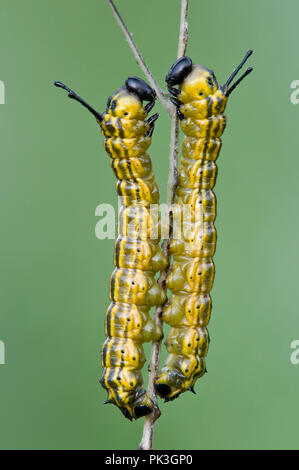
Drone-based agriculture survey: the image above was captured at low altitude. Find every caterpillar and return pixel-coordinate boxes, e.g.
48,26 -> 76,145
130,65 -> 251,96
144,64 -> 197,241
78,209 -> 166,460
54,77 -> 167,420
155,50 -> 253,401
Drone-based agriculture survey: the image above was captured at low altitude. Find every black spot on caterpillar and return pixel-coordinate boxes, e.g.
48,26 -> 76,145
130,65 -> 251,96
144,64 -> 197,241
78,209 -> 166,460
155,50 -> 253,401
54,77 -> 167,420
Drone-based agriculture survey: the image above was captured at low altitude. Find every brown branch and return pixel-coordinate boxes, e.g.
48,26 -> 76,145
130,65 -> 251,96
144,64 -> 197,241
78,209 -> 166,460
139,0 -> 189,451
106,0 -> 172,115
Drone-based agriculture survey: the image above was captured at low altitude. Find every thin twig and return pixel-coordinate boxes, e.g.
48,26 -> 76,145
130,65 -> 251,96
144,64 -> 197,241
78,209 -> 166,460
139,0 -> 189,451
106,0 -> 172,115
177,0 -> 189,59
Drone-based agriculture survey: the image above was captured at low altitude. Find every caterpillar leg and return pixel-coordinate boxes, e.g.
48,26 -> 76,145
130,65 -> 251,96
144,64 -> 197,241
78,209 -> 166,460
146,113 -> 159,137
169,97 -> 184,120
144,100 -> 155,114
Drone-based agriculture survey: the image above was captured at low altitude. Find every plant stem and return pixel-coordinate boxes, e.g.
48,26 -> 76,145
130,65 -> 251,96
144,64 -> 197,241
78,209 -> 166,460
106,0 -> 172,115
177,0 -> 189,59
139,0 -> 189,451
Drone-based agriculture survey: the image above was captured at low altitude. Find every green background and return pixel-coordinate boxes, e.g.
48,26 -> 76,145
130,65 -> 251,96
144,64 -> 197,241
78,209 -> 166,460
0,0 -> 298,450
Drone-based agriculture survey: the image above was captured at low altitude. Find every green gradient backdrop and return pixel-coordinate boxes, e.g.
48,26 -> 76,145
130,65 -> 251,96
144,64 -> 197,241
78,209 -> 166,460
0,0 -> 299,450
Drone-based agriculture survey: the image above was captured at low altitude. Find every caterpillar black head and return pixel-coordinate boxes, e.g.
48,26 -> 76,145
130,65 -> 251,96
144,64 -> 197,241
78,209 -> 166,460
104,77 -> 157,120
126,76 -> 156,115
166,56 -> 193,89
126,76 -> 156,104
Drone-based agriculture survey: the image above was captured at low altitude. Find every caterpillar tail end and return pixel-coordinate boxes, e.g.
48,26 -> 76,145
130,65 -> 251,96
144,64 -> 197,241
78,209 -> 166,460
105,396 -> 153,421
155,377 -> 197,402
121,397 -> 153,421
102,387 -> 153,421
155,358 -> 206,402
154,376 -> 181,402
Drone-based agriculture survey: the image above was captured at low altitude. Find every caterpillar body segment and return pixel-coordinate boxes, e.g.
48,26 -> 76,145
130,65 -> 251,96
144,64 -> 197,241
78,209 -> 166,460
55,77 -> 167,420
155,51 -> 253,401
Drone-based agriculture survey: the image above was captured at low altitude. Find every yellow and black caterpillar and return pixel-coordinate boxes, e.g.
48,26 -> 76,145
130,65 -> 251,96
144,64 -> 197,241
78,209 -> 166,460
55,77 -> 167,420
155,51 -> 253,401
